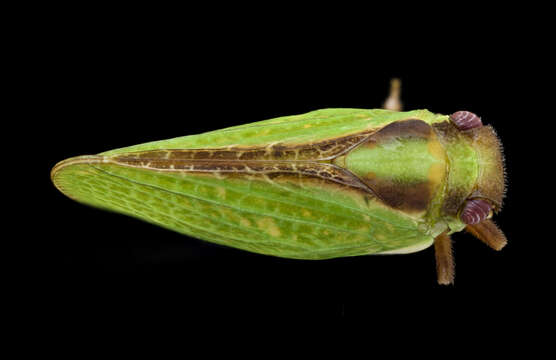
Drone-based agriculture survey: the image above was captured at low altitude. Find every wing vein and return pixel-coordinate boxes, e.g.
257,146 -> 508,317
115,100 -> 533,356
90,164 -> 380,237
85,168 -> 317,250
131,167 -> 416,230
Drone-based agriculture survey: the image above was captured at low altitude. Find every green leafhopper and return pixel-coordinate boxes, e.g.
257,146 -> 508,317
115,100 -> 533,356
51,80 -> 506,284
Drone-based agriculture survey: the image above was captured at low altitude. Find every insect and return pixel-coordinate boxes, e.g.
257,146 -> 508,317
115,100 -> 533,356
51,79 -> 506,284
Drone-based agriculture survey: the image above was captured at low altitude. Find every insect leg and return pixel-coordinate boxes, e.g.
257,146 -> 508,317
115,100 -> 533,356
382,78 -> 403,111
434,232 -> 454,285
465,219 -> 507,251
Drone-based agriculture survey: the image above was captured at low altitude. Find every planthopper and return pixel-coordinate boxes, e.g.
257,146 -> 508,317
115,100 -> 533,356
51,79 -> 506,284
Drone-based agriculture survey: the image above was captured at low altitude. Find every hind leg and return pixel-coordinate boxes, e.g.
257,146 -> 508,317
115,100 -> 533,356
383,78 -> 403,111
434,232 -> 454,285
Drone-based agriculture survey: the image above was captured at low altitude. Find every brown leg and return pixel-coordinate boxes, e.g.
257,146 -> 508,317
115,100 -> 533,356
383,78 -> 403,111
434,232 -> 454,285
466,219 -> 507,251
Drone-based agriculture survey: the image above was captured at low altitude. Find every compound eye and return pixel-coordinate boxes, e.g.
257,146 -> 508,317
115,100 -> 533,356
450,111 -> 482,131
460,198 -> 492,225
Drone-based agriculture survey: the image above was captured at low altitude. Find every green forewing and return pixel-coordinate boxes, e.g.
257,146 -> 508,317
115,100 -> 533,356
101,109 -> 448,155
53,108 -> 450,259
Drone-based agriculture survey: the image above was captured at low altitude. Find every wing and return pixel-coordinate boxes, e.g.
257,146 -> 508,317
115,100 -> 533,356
53,108 -> 447,259
52,156 -> 433,260
100,108 -> 448,156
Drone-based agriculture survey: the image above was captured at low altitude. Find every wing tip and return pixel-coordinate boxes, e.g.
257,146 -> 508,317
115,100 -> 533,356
51,155 -> 105,199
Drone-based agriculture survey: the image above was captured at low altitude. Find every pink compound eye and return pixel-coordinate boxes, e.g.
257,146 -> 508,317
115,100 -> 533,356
450,111 -> 483,131
460,199 -> 492,225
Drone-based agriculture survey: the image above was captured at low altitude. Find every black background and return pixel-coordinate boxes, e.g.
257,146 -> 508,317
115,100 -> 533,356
23,7 -> 548,340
